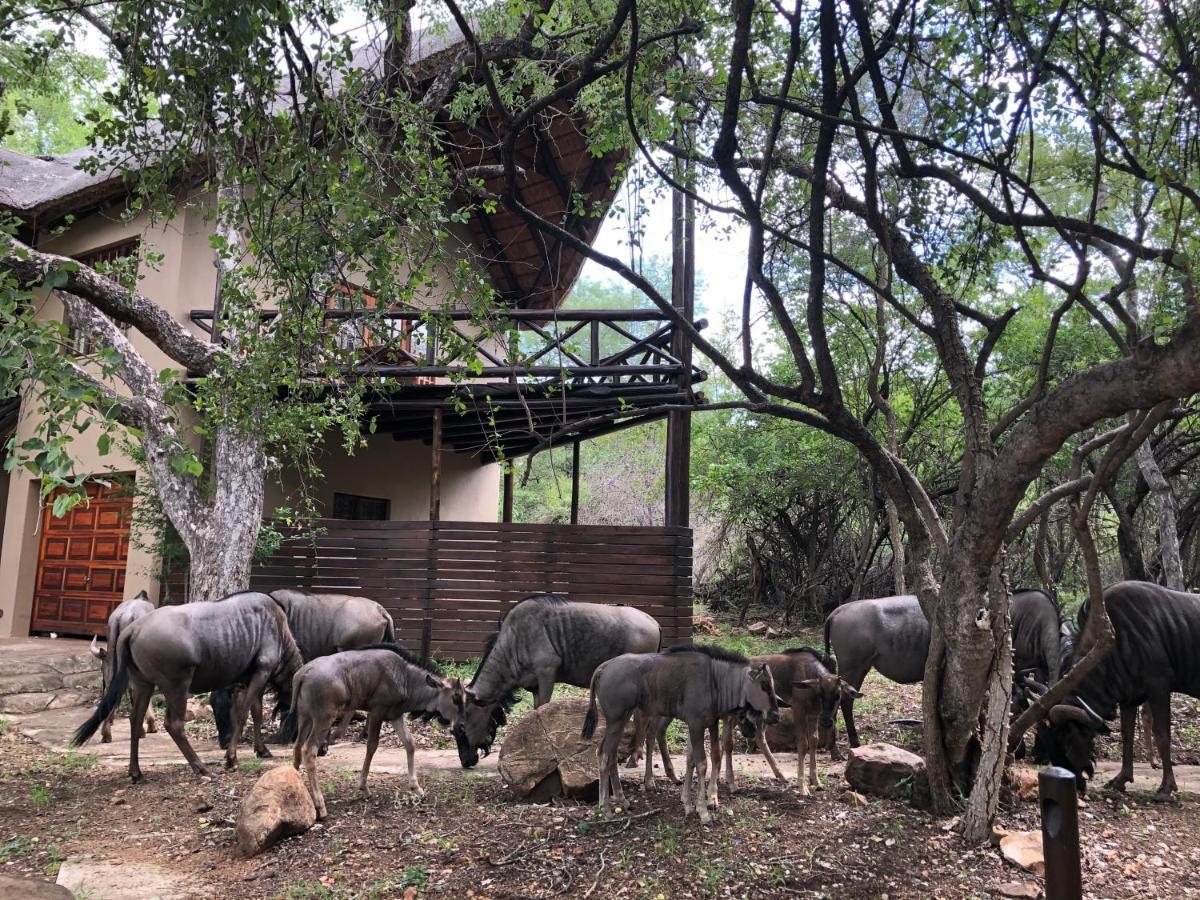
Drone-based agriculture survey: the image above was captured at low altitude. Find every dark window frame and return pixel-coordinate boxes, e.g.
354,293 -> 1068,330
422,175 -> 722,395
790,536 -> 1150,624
332,491 -> 390,521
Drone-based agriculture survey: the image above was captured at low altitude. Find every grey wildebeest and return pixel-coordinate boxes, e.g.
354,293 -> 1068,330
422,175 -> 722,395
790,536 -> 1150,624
720,648 -> 859,795
1041,581 -> 1200,799
287,644 -> 466,818
214,588 -> 396,748
454,594 -> 662,768
89,591 -> 158,743
582,644 -> 780,823
71,591 -> 303,781
824,588 -> 1058,757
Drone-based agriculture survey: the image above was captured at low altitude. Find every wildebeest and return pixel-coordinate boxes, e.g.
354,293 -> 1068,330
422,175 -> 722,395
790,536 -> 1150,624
89,591 -> 158,743
214,589 -> 396,748
824,588 -> 1058,757
455,594 -> 662,768
583,644 -> 780,823
1041,580 -> 1200,798
287,644 -> 466,818
721,648 -> 859,795
71,591 -> 304,781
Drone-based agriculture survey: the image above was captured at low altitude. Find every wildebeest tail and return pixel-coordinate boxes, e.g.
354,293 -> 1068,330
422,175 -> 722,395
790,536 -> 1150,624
581,670 -> 600,740
383,612 -> 397,645
72,638 -> 131,747
823,615 -> 839,674
278,705 -> 299,745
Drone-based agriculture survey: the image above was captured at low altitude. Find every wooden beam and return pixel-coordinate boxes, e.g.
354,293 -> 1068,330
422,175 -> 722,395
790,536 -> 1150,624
430,407 -> 443,522
665,180 -> 695,529
570,440 -> 581,525
503,467 -> 514,523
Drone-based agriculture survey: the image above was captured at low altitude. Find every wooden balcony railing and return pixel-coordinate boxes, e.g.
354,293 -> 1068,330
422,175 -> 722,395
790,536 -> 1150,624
188,307 -> 707,389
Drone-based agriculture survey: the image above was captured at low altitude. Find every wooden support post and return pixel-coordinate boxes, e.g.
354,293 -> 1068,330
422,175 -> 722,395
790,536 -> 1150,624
570,441 -> 581,525
429,407 -> 443,522
1039,766 -> 1083,900
665,178 -> 695,529
502,466 -> 514,523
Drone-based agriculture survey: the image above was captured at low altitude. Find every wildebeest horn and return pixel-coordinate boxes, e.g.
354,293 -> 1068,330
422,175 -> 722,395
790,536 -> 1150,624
1073,696 -> 1104,726
89,636 -> 105,660
1024,680 -> 1049,698
1049,704 -> 1099,727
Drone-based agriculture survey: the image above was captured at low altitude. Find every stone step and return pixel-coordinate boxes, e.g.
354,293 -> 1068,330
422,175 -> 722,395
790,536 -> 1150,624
0,638 -> 101,715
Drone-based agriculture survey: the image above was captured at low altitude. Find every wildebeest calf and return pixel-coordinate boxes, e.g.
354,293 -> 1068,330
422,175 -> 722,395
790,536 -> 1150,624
583,644 -> 780,824
721,648 -> 859,795
89,591 -> 158,743
288,644 -> 466,819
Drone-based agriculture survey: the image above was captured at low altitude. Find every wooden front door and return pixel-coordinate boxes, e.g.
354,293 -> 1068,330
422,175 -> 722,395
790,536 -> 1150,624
32,480 -> 134,636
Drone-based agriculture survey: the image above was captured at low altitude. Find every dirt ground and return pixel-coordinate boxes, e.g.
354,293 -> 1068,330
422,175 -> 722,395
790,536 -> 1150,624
2,624 -> 1199,899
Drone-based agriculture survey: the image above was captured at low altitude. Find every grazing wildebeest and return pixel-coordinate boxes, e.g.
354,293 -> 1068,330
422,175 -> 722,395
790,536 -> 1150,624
454,594 -> 662,768
89,591 -> 158,743
214,589 -> 396,749
1011,588 -> 1062,685
71,591 -> 303,781
582,644 -> 780,823
288,644 -> 466,818
1041,581 -> 1200,799
720,648 -> 859,795
824,588 -> 1057,757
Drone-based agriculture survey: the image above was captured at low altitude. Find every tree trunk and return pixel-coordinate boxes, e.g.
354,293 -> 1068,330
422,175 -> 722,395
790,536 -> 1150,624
1136,440 -> 1185,590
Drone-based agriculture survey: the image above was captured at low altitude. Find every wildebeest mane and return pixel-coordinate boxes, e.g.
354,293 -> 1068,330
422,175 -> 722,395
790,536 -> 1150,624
782,646 -> 837,671
357,642 -> 442,674
666,642 -> 748,664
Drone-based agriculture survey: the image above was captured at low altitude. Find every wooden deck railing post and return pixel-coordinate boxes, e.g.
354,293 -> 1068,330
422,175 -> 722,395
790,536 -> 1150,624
570,441 -> 581,525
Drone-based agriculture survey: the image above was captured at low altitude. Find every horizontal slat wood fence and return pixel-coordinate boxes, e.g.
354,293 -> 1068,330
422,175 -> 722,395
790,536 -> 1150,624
242,519 -> 693,659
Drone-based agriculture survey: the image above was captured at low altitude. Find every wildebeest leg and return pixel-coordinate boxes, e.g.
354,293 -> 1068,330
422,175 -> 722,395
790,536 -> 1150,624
755,726 -> 786,783
706,724 -> 720,809
641,717 -> 656,790
391,717 -> 422,795
656,719 -> 679,784
1141,705 -> 1159,769
807,720 -> 820,792
1148,695 -> 1175,800
143,703 -> 158,735
680,730 -> 695,818
597,711 -> 628,810
689,723 -> 711,824
1105,703 -> 1137,792
795,715 -> 809,796
533,669 -> 555,707
359,713 -> 383,798
249,691 -> 271,758
102,704 -> 115,743
628,709 -> 647,771
721,717 -> 735,788
302,742 -> 328,819
127,678 -> 153,783
226,668 -> 270,769
160,681 -> 211,778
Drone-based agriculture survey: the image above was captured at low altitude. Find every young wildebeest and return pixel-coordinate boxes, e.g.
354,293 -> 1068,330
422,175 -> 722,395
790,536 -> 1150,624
89,591 -> 158,743
1041,581 -> 1200,799
721,648 -> 859,795
71,592 -> 303,780
455,594 -> 662,768
288,645 -> 466,819
824,588 -> 1056,758
214,589 -> 396,749
583,645 -> 780,824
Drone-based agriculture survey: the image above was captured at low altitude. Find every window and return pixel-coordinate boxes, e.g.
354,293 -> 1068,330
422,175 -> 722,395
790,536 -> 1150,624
66,238 -> 141,354
332,492 -> 389,520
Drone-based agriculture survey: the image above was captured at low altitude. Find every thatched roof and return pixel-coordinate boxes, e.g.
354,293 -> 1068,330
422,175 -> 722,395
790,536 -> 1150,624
0,19 -> 621,310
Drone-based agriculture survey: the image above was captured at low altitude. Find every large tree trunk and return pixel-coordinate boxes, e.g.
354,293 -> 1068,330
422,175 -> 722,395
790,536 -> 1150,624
1136,440 -> 1186,590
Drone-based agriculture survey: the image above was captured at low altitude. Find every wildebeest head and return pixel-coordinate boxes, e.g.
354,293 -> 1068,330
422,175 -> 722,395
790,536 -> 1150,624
454,689 -> 515,768
1042,702 -> 1109,794
744,663 -> 781,725
428,675 -> 468,730
798,673 -> 861,730
89,636 -> 111,689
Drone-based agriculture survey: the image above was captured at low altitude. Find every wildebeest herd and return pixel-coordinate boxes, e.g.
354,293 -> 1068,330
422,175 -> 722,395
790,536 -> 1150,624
71,581 -> 1200,827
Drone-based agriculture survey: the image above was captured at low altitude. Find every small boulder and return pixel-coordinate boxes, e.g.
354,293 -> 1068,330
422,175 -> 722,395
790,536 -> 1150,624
844,742 -> 930,809
994,880 -> 1040,899
747,621 -> 769,635
0,874 -> 73,898
999,830 -> 1045,875
1008,765 -> 1040,802
185,699 -> 212,722
236,766 -> 316,857
498,697 -> 637,801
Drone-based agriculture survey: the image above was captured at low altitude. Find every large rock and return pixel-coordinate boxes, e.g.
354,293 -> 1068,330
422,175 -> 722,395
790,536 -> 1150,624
0,874 -> 73,898
236,766 -> 316,857
498,697 -> 637,801
844,742 -> 931,809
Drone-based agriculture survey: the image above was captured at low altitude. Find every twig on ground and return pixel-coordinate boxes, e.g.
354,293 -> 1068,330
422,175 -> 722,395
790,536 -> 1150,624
486,837 -> 550,866
583,848 -> 608,899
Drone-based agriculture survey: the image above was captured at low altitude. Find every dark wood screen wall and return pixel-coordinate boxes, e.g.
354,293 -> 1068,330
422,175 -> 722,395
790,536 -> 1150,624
246,519 -> 694,659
